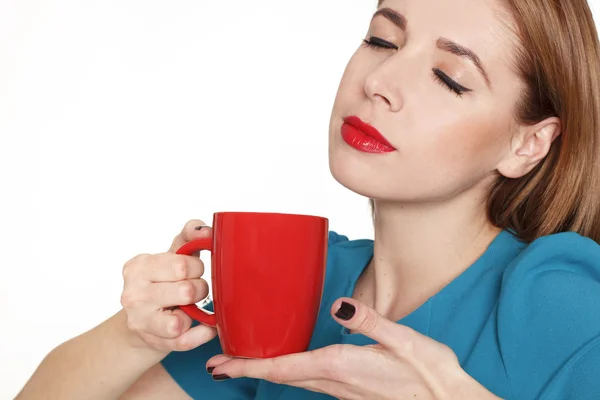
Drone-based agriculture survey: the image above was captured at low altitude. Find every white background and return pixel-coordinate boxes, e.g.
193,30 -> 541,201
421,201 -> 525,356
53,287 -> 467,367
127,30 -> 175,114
0,0 -> 376,398
1,0 -> 599,398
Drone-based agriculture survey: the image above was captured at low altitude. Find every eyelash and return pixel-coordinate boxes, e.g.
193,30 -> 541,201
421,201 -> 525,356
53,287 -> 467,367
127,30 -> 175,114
362,36 -> 472,97
362,36 -> 398,51
432,68 -> 470,97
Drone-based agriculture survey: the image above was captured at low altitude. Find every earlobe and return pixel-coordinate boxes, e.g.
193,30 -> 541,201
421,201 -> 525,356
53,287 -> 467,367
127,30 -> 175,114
497,118 -> 560,179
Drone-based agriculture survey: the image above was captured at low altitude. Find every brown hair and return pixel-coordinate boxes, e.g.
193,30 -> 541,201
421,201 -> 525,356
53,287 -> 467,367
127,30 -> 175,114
375,0 -> 600,243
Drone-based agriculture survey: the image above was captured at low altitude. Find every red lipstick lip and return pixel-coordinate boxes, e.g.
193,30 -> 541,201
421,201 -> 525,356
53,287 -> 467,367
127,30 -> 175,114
342,116 -> 396,150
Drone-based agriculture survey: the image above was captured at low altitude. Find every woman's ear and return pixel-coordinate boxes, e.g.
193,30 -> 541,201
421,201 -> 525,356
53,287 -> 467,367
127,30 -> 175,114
497,117 -> 561,179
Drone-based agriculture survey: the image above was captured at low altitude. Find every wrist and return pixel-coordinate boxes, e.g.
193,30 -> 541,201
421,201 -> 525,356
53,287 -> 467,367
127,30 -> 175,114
113,309 -> 171,362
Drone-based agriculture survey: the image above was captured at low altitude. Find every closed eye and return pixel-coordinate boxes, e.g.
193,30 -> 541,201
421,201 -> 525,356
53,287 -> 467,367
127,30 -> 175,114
362,37 -> 472,98
432,68 -> 472,97
362,36 -> 399,51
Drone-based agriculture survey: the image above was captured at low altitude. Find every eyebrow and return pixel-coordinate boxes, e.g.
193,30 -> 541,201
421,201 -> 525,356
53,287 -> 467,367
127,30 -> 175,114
436,38 -> 491,87
373,8 -> 407,31
372,7 -> 491,88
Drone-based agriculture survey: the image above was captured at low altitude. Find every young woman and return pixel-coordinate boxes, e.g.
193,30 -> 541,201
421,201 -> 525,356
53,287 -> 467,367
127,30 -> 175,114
17,0 -> 600,398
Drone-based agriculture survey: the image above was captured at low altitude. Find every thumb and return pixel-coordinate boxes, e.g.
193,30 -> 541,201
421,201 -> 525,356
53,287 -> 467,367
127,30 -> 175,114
173,311 -> 217,351
331,297 -> 414,351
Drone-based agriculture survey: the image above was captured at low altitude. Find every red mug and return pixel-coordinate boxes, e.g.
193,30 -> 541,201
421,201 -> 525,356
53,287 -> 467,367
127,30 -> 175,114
176,211 -> 329,358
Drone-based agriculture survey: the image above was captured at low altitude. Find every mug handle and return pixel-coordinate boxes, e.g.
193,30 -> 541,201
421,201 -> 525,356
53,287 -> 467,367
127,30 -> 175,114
176,237 -> 217,327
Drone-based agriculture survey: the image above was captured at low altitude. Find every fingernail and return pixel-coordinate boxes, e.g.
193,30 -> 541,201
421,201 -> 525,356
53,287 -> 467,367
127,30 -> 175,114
206,367 -> 215,374
194,226 -> 205,231
335,301 -> 356,321
212,374 -> 231,381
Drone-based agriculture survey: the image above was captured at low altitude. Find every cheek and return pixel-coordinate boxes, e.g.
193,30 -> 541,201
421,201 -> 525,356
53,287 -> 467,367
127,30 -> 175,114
424,116 -> 509,177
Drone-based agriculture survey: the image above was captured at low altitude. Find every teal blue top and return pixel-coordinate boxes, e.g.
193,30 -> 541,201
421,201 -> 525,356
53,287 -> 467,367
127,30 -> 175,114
161,230 -> 600,399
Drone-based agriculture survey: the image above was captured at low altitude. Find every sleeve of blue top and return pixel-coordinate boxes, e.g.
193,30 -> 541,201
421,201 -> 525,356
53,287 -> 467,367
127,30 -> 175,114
160,301 -> 259,400
160,231 -> 347,399
497,232 -> 600,400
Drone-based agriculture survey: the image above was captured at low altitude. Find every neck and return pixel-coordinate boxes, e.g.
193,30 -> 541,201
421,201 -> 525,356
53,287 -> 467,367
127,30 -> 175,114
357,188 -> 502,320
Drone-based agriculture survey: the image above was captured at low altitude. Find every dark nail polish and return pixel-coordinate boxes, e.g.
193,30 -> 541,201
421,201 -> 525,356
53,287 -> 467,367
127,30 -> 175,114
195,226 -> 205,231
206,367 -> 215,374
212,374 -> 231,381
335,301 -> 356,321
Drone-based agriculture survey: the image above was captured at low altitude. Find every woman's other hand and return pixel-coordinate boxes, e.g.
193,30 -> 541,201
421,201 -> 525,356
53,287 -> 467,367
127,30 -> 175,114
120,219 -> 216,355
207,297 -> 502,400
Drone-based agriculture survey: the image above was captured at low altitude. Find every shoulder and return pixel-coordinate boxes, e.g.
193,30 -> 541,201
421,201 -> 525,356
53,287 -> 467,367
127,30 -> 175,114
497,232 -> 600,399
499,232 -> 600,318
499,232 -> 600,309
501,231 -> 600,282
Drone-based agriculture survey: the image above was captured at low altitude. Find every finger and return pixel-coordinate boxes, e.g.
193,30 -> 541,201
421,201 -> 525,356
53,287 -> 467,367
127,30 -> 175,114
207,349 -> 333,383
206,354 -> 233,369
149,279 -> 209,307
180,219 -> 211,242
331,297 -> 413,352
172,323 -> 218,352
146,307 -> 194,338
145,253 -> 205,282
206,355 -> 348,398
169,220 -> 212,252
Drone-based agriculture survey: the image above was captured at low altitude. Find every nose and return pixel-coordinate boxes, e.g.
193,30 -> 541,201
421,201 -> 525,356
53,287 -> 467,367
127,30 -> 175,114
363,60 -> 404,112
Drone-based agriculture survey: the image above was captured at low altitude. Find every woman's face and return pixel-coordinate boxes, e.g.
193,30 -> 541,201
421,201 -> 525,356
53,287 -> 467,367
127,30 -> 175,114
328,0 -> 524,202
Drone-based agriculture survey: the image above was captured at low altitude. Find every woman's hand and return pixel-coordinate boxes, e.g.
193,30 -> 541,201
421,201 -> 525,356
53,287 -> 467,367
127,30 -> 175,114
207,298 -> 501,400
120,219 -> 217,354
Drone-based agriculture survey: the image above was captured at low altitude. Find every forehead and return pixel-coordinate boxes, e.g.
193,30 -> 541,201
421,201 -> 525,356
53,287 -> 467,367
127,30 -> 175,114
378,0 -> 513,32
378,0 -> 520,76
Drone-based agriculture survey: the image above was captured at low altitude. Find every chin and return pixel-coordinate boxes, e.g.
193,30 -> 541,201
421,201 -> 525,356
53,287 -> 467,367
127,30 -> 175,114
328,146 -> 403,200
328,142 -> 463,203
